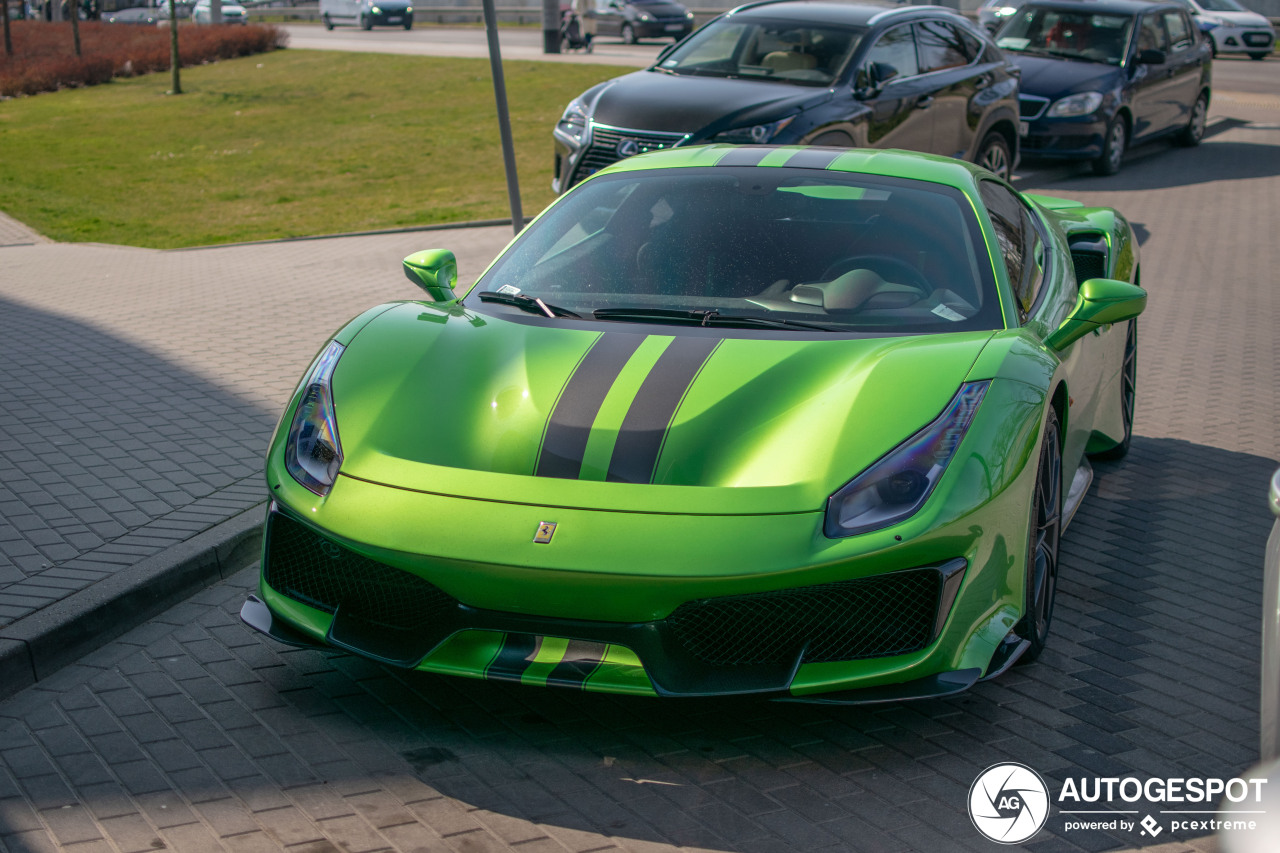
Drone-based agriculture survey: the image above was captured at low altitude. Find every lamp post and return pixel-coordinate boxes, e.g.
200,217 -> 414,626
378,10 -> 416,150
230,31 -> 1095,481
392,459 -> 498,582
480,0 -> 524,235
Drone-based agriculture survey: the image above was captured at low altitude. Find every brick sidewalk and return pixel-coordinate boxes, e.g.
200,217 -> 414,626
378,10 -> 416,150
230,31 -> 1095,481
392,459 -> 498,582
0,95 -> 1278,851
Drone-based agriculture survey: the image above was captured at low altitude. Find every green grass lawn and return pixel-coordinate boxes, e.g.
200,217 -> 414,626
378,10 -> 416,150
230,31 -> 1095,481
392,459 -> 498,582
0,50 -> 619,248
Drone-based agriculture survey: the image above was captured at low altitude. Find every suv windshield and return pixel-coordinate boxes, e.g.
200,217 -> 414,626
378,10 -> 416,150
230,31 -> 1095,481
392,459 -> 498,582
655,17 -> 866,86
997,8 -> 1134,64
469,168 -> 1002,335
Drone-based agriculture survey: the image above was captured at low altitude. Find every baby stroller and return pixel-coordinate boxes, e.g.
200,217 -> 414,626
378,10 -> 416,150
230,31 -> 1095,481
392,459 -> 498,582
560,8 -> 594,53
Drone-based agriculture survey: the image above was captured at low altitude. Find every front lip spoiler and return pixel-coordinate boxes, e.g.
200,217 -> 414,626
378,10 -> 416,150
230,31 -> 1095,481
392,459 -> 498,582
243,593 -> 1011,706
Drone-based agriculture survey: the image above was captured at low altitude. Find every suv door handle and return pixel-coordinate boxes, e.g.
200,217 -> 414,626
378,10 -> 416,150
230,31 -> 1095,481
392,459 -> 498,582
915,94 -> 934,110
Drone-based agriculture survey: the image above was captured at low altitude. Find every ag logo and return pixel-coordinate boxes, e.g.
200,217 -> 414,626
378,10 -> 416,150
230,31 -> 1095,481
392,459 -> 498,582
968,762 -> 1050,844
616,138 -> 641,158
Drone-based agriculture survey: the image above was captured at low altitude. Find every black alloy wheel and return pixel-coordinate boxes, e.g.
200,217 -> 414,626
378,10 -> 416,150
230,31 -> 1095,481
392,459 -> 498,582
1091,320 -> 1137,461
975,131 -> 1012,181
1017,406 -> 1062,664
1093,116 -> 1126,176
1176,92 -> 1207,147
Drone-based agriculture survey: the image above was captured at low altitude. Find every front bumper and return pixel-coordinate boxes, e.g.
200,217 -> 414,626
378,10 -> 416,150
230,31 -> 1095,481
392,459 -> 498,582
370,8 -> 412,25
631,18 -> 693,39
1210,26 -> 1275,55
1019,115 -> 1109,160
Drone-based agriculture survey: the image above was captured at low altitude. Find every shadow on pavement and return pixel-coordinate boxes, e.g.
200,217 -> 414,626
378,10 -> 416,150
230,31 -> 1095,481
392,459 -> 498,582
193,436 -> 1280,852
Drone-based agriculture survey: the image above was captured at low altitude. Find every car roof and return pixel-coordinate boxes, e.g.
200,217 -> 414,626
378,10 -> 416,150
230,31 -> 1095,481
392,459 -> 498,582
593,144 -> 989,194
726,0 -> 972,28
1014,0 -> 1183,14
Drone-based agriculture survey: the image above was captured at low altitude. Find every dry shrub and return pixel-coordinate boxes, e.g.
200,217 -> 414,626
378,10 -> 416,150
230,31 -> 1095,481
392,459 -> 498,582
0,21 -> 288,97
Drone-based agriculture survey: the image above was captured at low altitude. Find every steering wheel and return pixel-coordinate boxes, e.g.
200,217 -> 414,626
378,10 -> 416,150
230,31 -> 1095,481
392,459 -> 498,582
820,255 -> 930,293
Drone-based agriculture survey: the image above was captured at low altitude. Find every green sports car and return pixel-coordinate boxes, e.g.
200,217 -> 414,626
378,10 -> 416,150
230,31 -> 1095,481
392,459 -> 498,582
241,145 -> 1145,703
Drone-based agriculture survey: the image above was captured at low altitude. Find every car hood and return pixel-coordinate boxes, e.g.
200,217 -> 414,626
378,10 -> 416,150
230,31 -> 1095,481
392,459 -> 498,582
1205,10 -> 1272,26
588,71 -> 834,136
1009,53 -> 1122,98
328,303 -> 994,514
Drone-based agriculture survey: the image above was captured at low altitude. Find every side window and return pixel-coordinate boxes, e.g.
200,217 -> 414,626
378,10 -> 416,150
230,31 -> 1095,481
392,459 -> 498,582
863,25 -> 919,82
1137,14 -> 1169,53
916,21 -> 971,73
1163,10 -> 1193,51
979,181 -> 1045,322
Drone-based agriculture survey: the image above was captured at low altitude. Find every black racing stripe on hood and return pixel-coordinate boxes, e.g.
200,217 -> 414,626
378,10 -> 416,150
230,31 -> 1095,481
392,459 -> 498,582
715,147 -> 773,167
486,633 -> 540,682
606,336 -> 721,484
536,333 -> 646,479
784,148 -> 844,170
545,640 -> 608,689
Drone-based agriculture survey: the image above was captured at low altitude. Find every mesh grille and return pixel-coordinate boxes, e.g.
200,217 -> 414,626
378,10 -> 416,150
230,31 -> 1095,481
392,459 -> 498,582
264,513 -> 456,632
1019,95 -> 1049,120
575,125 -> 687,181
1071,250 -> 1106,284
667,569 -> 942,666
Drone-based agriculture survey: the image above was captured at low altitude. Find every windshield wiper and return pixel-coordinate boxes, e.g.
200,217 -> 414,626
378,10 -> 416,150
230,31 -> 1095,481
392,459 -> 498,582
593,307 -> 838,332
477,291 -> 581,319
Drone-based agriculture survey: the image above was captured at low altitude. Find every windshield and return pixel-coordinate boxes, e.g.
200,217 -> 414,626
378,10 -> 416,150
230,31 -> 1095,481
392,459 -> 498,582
468,168 -> 1002,335
655,18 -> 866,86
997,8 -> 1134,65
1193,0 -> 1246,11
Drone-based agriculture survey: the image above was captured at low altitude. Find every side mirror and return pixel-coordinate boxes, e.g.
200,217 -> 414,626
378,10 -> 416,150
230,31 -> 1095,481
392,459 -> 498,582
1136,47 -> 1167,64
403,249 -> 458,302
1046,278 -> 1146,350
855,61 -> 899,98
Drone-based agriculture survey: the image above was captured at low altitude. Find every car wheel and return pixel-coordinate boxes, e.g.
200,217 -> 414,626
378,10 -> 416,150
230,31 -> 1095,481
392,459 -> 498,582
1016,406 -> 1062,664
1175,91 -> 1208,147
1249,52 -> 1269,60
322,13 -> 333,29
1093,115 -> 1126,176
622,23 -> 637,44
974,131 -> 1012,180
404,18 -> 412,29
361,13 -> 372,30
1090,321 -> 1137,462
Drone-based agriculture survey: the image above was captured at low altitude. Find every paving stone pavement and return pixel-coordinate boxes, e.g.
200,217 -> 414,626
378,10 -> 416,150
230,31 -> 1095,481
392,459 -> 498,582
0,92 -> 1278,851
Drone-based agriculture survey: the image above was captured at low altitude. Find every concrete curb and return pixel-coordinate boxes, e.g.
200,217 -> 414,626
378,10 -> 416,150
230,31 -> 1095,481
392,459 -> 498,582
0,502 -> 268,703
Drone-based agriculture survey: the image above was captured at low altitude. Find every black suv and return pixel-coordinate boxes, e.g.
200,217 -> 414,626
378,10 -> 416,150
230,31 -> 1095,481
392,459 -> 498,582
994,0 -> 1211,175
553,0 -> 1022,191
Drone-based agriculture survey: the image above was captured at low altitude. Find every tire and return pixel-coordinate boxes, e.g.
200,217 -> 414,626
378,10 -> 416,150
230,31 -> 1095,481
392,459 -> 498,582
322,13 -> 333,30
1093,115 -> 1126,176
974,131 -> 1012,180
1090,321 -> 1137,461
810,131 -> 853,147
360,13 -> 372,30
622,23 -> 637,44
1016,406 -> 1062,665
1175,91 -> 1207,147
404,18 -> 412,30
1249,52 -> 1269,60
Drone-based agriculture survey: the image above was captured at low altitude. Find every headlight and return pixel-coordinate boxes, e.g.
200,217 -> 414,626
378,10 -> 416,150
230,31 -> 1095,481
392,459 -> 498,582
993,6 -> 1019,17
1198,18 -> 1221,31
285,341 -> 345,496
638,13 -> 652,21
711,116 -> 796,144
371,6 -> 381,13
555,97 -> 591,147
824,382 -> 989,538
686,11 -> 693,18
1047,92 -> 1104,118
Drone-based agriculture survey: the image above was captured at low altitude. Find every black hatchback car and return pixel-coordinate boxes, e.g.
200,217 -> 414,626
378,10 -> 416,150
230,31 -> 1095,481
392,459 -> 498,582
994,0 -> 1211,174
553,0 -> 1022,191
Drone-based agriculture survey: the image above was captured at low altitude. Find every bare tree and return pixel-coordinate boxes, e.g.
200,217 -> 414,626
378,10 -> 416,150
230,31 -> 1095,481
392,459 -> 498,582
4,0 -> 14,59
70,0 -> 82,57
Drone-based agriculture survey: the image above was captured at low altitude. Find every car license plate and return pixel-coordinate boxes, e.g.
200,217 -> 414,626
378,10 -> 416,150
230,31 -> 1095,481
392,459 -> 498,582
388,15 -> 401,22
1018,121 -> 1029,137
665,24 -> 683,31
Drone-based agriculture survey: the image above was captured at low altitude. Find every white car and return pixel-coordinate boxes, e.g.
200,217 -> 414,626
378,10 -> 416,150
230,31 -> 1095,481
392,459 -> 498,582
1174,0 -> 1274,59
192,0 -> 248,24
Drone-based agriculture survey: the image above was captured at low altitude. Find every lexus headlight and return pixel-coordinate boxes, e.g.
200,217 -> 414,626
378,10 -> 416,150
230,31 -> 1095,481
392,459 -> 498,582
711,116 -> 796,144
1047,91 -> 1104,118
556,97 -> 591,147
824,382 -> 989,538
285,341 -> 345,496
